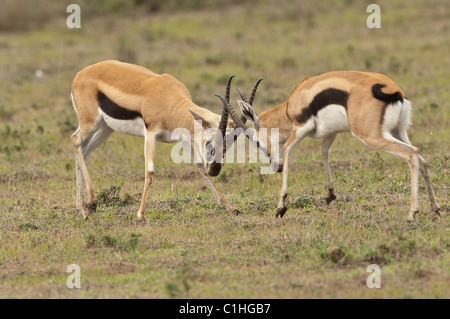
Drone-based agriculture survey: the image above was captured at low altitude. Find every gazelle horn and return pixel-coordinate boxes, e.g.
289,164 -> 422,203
215,94 -> 249,132
236,78 -> 263,123
249,78 -> 263,105
208,75 -> 236,176
217,75 -> 235,137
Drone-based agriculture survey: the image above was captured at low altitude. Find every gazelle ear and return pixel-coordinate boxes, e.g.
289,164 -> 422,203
237,100 -> 260,128
187,107 -> 210,129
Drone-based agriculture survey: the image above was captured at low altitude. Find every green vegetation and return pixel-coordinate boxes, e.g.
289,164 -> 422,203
0,0 -> 448,298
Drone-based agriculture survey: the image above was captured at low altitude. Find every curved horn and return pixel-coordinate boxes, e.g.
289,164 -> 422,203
225,75 -> 235,101
249,78 -> 263,105
235,88 -> 249,124
218,75 -> 235,135
236,78 -> 262,124
215,94 -> 249,131
236,88 -> 249,104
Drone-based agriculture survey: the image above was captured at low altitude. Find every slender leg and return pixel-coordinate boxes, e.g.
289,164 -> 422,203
322,133 -> 338,204
72,128 -> 97,219
192,144 -> 240,215
137,132 -> 156,220
417,155 -> 440,217
276,126 -> 307,218
397,130 -> 440,217
72,122 -> 113,219
74,155 -> 86,218
361,134 -> 421,221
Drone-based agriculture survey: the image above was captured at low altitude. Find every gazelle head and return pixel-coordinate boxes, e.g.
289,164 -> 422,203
187,75 -> 237,177
228,79 -> 284,173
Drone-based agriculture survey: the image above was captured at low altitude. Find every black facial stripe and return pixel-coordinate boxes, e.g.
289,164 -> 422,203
243,108 -> 254,120
295,88 -> 349,123
97,90 -> 141,120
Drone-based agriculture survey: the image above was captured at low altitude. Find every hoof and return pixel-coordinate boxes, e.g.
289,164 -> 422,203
85,201 -> 97,214
326,194 -> 336,205
77,206 -> 90,220
225,206 -> 240,216
407,211 -> 419,222
434,207 -> 441,217
79,209 -> 89,220
431,208 -> 441,221
276,207 -> 287,218
222,200 -> 240,215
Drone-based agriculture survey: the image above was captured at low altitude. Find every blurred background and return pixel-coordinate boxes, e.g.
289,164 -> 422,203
1,0 -> 448,207
1,0 -> 448,113
1,0 -> 448,166
0,0 -> 449,299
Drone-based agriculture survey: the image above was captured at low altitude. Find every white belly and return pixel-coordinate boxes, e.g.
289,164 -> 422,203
100,110 -> 146,137
310,104 -> 350,138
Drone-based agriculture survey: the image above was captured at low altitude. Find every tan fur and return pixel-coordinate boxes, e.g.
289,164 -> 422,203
71,60 -> 238,220
243,71 -> 439,221
72,60 -> 220,135
286,71 -> 405,133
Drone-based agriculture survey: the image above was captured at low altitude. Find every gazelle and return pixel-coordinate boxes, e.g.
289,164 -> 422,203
71,60 -> 238,220
223,71 -> 441,221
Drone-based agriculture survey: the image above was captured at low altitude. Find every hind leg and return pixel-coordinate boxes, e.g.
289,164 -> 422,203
72,120 -> 113,219
417,155 -> 440,217
397,131 -> 440,217
361,134 -> 420,221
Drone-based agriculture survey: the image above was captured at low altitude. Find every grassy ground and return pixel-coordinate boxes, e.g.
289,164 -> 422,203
0,0 -> 449,298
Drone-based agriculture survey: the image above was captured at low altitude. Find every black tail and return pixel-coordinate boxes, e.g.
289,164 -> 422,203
372,84 -> 403,104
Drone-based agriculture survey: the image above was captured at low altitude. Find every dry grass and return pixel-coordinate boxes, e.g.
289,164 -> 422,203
0,0 -> 449,298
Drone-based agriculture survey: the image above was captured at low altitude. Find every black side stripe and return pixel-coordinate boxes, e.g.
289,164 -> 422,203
97,90 -> 141,120
295,88 -> 349,123
371,83 -> 403,104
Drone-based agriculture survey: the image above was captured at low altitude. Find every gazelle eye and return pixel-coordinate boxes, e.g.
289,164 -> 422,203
205,141 -> 215,156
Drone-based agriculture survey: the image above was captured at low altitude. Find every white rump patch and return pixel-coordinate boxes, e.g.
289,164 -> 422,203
382,99 -> 412,145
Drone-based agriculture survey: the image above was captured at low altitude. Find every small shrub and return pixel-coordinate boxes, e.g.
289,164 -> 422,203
291,196 -> 316,209
84,232 -> 142,252
321,245 -> 350,265
19,222 -> 38,231
127,233 -> 142,251
100,234 -> 118,248
97,185 -> 135,207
